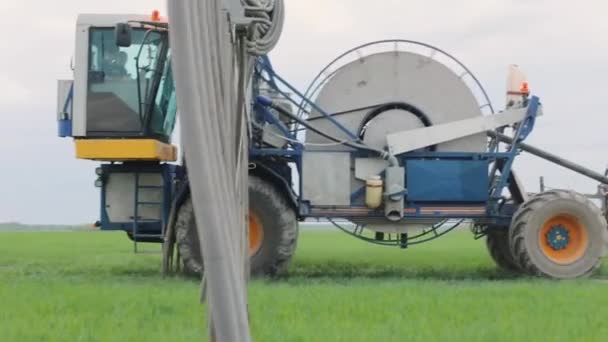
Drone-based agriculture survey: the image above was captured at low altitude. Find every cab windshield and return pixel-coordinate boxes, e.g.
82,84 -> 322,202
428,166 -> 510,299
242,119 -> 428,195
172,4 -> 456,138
86,27 -> 176,140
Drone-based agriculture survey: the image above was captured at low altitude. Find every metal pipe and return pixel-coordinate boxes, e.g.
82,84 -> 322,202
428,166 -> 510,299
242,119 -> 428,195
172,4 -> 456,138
489,131 -> 608,184
262,96 -> 399,166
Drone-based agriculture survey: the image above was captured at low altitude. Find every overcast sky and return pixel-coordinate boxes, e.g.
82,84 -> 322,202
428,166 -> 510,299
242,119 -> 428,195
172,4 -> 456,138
1,0 -> 607,224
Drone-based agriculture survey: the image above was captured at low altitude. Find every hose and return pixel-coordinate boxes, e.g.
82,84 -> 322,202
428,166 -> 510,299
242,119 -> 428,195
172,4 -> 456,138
243,0 -> 284,56
328,219 -> 465,247
251,121 -> 350,147
263,97 -> 398,166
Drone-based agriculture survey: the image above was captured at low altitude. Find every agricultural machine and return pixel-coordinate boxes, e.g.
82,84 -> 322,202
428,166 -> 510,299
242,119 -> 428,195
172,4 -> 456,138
57,12 -> 608,280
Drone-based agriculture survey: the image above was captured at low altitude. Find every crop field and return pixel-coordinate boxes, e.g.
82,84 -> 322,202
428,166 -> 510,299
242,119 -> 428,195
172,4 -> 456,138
1,228 -> 608,341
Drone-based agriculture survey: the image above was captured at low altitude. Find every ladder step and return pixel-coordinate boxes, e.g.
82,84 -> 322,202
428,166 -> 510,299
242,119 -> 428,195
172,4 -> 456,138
132,218 -> 163,223
133,173 -> 166,253
132,233 -> 164,238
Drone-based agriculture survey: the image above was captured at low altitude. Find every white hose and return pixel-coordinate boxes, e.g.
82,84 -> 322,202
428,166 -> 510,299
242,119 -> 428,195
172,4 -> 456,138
242,0 -> 284,55
168,0 -> 285,340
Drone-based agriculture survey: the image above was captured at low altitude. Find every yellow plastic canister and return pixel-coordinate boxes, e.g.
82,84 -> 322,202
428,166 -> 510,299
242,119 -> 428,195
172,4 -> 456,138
365,175 -> 383,209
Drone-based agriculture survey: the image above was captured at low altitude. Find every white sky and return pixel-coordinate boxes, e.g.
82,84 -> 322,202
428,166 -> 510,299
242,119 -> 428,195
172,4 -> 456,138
1,0 -> 607,224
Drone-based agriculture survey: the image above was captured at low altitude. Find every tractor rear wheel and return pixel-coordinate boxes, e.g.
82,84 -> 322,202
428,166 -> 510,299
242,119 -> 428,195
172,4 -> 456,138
509,190 -> 608,279
485,229 -> 520,272
175,176 -> 298,277
174,199 -> 202,277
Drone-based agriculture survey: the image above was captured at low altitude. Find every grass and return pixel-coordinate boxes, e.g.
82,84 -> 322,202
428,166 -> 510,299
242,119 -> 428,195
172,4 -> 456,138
1,229 -> 608,341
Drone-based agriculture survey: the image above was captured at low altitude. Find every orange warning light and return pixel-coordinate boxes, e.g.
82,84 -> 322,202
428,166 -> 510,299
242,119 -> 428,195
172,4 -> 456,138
151,10 -> 161,22
520,81 -> 530,94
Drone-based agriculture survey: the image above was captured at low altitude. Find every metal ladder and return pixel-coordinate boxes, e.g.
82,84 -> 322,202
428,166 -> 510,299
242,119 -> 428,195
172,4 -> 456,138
132,172 -> 165,253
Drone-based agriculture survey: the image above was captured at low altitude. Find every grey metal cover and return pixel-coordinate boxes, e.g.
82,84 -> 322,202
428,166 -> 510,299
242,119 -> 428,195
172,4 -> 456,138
105,173 -> 163,222
302,152 -> 352,205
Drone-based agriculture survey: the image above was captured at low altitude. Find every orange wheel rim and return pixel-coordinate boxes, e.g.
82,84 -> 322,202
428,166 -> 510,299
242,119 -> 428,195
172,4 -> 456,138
539,214 -> 588,265
249,211 -> 264,256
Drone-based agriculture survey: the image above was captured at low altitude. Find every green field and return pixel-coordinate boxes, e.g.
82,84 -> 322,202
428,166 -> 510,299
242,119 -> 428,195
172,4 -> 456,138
1,229 -> 608,341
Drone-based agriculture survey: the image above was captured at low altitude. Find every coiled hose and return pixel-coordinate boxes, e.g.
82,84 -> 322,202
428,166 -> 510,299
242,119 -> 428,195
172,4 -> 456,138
242,0 -> 285,56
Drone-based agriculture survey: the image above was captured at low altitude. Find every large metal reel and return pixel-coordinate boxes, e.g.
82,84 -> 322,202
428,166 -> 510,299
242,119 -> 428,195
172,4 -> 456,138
303,43 -> 490,232
306,50 -> 486,152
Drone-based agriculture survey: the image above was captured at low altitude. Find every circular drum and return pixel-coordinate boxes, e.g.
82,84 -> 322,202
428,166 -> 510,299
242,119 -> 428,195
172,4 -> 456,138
306,51 -> 486,153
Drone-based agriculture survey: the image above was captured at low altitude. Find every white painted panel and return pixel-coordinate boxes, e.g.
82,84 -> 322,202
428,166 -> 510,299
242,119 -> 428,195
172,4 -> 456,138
105,173 -> 163,222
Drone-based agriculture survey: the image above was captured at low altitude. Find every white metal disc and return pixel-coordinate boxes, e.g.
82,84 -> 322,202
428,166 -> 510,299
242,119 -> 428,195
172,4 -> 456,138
306,51 -> 486,152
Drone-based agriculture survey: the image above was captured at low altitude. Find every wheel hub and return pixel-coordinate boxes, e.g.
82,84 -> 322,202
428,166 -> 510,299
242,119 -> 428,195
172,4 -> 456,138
249,211 -> 264,256
545,225 -> 571,251
539,213 -> 589,265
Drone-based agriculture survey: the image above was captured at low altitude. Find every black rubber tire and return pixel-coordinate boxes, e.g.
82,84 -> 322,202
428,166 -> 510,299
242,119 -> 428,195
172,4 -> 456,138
174,176 -> 298,277
174,199 -> 202,277
486,229 -> 520,272
126,231 -> 163,243
248,176 -> 299,275
509,190 -> 608,279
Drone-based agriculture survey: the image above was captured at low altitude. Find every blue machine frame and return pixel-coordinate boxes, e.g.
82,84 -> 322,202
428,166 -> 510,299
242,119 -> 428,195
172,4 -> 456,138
252,56 -> 541,227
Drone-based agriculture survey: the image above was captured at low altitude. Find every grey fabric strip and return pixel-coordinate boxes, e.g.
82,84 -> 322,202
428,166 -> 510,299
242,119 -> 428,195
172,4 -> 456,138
168,1 -> 250,341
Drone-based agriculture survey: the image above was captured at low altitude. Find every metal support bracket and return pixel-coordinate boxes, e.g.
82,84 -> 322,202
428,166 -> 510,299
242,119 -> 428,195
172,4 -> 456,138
386,102 -> 542,156
222,0 -> 253,27
490,96 -> 541,203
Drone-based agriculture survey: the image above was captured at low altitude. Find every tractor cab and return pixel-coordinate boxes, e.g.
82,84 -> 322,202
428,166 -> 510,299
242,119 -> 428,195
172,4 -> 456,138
57,14 -> 181,249
58,13 -> 177,161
